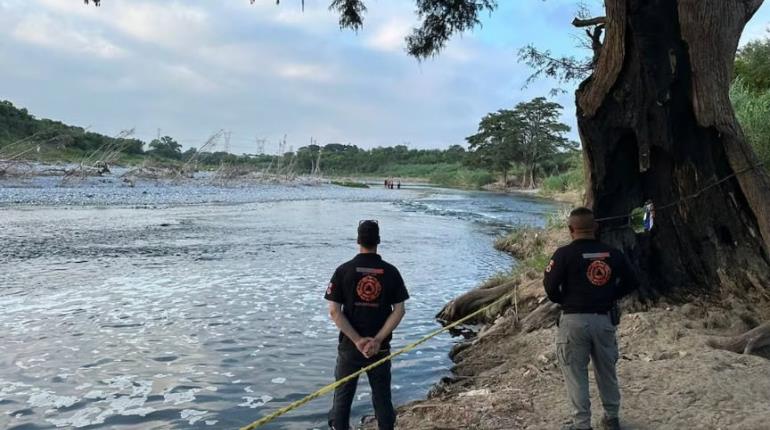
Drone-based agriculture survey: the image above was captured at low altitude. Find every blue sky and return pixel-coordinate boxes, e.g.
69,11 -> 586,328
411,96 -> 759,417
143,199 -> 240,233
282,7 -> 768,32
0,0 -> 768,153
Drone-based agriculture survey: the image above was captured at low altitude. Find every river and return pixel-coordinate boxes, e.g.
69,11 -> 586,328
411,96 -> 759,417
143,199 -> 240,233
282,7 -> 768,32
0,179 -> 557,429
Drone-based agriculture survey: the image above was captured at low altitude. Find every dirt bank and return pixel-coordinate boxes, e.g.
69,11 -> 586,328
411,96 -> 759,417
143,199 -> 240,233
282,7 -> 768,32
368,228 -> 770,430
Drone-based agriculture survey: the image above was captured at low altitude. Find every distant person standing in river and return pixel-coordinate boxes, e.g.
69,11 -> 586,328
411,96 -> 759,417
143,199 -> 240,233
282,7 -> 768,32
544,207 -> 638,430
325,220 -> 409,430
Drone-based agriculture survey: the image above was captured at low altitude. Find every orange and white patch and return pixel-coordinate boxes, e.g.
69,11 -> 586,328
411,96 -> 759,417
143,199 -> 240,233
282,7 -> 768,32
356,275 -> 382,302
586,260 -> 612,286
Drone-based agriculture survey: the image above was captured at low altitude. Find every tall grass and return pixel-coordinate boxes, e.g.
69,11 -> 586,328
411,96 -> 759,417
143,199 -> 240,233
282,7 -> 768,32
541,153 -> 584,195
731,80 -> 770,169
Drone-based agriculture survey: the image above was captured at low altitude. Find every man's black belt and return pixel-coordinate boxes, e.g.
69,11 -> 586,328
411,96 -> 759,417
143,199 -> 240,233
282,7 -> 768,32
562,310 -> 610,315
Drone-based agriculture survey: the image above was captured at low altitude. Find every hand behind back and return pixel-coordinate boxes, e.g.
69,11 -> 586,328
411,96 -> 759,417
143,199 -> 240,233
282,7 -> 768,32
363,338 -> 382,358
354,337 -> 374,357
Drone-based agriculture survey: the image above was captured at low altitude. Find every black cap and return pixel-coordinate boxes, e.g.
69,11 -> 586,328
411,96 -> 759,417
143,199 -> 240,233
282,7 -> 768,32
357,220 -> 380,247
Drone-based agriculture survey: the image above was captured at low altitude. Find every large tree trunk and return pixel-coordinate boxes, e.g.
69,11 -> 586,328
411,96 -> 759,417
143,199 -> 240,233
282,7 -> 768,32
577,0 -> 770,300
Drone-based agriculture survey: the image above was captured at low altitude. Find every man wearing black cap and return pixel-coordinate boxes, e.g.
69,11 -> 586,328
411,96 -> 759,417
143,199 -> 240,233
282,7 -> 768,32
325,220 -> 409,430
544,207 -> 638,430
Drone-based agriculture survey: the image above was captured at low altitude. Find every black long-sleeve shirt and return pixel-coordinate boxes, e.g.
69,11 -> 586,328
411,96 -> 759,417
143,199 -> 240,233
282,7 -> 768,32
543,238 -> 638,313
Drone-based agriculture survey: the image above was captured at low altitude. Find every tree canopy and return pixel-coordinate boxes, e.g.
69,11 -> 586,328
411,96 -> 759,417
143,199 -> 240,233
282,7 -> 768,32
734,34 -> 770,94
0,100 -> 143,156
148,136 -> 183,160
466,97 -> 575,188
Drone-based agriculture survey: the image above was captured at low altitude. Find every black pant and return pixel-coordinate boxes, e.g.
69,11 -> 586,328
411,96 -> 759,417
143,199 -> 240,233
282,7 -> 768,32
328,343 -> 395,430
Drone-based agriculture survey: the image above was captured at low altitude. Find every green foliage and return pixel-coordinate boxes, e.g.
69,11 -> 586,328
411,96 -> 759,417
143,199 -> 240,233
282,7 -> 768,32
406,0 -> 497,59
541,152 -> 585,194
0,100 -> 145,159
517,251 -> 551,276
148,136 -> 182,160
466,97 -> 576,187
429,166 -> 495,189
494,226 -> 546,258
630,206 -> 646,234
545,210 -> 570,230
731,79 -> 770,168
735,36 -> 770,94
292,143 -> 469,175
465,108 -> 522,182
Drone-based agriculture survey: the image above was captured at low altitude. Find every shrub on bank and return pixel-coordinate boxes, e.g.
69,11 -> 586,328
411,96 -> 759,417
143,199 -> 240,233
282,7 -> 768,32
731,79 -> 770,170
541,163 -> 584,194
429,166 -> 495,189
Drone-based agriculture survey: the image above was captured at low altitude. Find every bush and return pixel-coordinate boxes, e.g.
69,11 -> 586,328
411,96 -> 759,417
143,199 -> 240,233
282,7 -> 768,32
541,156 -> 584,195
731,79 -> 770,169
428,165 -> 495,189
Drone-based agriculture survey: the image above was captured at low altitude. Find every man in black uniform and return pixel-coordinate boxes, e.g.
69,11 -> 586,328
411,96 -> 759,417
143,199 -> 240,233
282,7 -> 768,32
544,207 -> 638,430
325,220 -> 409,430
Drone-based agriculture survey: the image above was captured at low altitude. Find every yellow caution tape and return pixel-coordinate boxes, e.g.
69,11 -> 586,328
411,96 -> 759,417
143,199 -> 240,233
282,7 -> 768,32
239,293 -> 513,430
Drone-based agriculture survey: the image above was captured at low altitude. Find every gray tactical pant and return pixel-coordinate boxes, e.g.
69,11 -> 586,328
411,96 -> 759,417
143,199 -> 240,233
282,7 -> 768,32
557,313 -> 620,429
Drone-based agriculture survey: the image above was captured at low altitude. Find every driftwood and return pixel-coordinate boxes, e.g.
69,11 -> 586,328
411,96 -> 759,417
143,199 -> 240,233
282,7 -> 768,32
520,301 -> 561,333
436,281 -> 515,324
706,322 -> 770,355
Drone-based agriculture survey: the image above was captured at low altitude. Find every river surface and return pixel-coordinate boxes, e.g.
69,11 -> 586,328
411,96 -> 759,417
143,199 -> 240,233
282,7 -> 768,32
0,178 -> 557,429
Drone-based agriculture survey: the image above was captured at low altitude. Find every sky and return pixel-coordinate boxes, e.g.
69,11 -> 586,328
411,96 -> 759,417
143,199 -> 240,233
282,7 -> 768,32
0,0 -> 768,154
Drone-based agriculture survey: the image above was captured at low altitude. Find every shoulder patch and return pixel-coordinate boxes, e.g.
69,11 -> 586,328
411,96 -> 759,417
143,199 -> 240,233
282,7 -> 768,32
326,282 -> 334,295
545,259 -> 555,273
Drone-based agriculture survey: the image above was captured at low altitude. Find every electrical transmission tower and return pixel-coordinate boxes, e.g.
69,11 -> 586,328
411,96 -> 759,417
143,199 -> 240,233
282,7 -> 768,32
224,131 -> 232,154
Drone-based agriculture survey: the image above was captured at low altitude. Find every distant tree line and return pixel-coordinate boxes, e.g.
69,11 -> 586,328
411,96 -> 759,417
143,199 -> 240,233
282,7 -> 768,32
1,96 -> 579,188
0,100 -> 143,156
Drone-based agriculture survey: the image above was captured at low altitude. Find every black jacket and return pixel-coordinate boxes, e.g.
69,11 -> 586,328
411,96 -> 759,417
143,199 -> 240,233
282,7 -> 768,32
543,238 -> 638,313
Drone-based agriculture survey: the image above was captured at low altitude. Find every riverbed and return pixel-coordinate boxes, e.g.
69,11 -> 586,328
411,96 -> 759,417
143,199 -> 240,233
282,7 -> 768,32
0,179 -> 557,429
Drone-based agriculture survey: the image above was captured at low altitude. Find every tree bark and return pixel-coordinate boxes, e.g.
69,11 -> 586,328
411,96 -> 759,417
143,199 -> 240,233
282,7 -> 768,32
577,0 -> 770,301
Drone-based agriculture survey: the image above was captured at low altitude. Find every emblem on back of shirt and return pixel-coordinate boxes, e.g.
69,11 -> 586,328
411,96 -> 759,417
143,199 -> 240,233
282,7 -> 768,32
356,275 -> 382,302
586,260 -> 612,286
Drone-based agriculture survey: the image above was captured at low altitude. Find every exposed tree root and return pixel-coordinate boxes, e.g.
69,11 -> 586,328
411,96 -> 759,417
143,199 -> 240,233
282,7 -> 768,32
436,281 -> 515,324
707,322 -> 770,355
520,301 -> 561,333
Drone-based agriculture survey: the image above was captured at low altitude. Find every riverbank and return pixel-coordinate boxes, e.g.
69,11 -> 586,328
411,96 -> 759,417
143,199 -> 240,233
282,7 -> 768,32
366,224 -> 770,429
481,181 -> 583,206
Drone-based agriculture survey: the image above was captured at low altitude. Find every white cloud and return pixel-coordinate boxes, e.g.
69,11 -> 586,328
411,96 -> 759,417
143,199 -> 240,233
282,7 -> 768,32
365,19 -> 411,52
273,6 -> 337,28
12,13 -> 127,59
33,0 -> 212,50
160,64 -> 218,93
110,2 -> 210,48
277,63 -> 334,83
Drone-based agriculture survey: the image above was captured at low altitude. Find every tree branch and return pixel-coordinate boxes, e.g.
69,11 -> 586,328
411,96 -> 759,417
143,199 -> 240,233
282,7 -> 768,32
743,0 -> 765,19
572,16 -> 606,28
